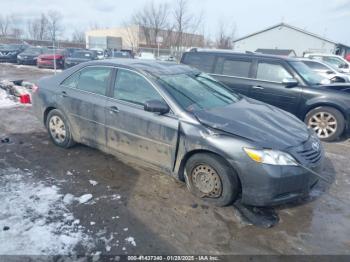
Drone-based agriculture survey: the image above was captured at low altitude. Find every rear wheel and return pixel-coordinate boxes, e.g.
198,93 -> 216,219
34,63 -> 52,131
46,109 -> 75,148
305,106 -> 345,142
184,153 -> 239,206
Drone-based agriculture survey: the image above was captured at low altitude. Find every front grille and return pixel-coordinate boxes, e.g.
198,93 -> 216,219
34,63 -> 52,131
296,147 -> 322,164
289,137 -> 323,165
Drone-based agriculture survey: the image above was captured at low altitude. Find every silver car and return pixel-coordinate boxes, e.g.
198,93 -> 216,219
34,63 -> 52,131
32,59 -> 324,207
300,58 -> 350,83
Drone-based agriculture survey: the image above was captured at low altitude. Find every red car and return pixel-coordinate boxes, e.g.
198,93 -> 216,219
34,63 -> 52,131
37,49 -> 66,69
346,54 -> 350,62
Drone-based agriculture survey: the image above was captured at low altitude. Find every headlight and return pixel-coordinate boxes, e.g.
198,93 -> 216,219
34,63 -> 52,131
17,55 -> 22,59
243,148 -> 298,166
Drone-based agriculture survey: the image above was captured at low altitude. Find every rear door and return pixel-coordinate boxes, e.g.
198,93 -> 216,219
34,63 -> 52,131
59,66 -> 113,147
211,56 -> 254,96
105,68 -> 179,171
249,59 -> 302,114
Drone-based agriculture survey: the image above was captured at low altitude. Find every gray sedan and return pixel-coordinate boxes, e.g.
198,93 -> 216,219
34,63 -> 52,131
32,59 -> 324,207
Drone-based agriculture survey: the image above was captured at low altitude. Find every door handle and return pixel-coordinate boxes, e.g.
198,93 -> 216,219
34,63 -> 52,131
61,91 -> 68,97
252,85 -> 264,90
109,106 -> 119,113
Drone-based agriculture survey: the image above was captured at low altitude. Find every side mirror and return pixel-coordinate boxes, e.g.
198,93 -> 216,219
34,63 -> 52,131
282,78 -> 298,88
144,99 -> 170,115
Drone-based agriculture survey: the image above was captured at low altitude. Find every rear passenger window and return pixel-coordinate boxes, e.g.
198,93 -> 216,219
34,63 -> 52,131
220,58 -> 251,78
77,67 -> 112,95
61,72 -> 80,88
182,53 -> 215,73
257,62 -> 292,82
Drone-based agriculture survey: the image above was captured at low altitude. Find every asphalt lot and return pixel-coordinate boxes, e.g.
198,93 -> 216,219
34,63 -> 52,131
0,63 -> 350,256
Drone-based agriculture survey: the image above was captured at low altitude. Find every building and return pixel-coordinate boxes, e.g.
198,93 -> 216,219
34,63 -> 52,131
85,25 -> 204,52
255,48 -> 297,57
233,23 -> 350,57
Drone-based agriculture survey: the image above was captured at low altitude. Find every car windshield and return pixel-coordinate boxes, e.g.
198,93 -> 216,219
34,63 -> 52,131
290,61 -> 327,85
72,51 -> 93,58
158,73 -> 241,112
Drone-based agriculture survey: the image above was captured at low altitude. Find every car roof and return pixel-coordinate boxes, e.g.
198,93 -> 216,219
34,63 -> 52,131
82,59 -> 198,76
184,50 -> 300,62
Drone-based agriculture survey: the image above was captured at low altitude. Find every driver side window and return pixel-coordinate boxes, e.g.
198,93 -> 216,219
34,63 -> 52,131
113,69 -> 164,106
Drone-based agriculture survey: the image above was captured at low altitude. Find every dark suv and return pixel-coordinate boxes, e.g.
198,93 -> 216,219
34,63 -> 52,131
181,50 -> 350,141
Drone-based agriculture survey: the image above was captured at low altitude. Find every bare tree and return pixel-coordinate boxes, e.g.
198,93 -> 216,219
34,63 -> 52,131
122,20 -> 139,51
0,14 -> 12,36
46,10 -> 64,42
132,1 -> 170,45
71,28 -> 85,43
89,22 -> 103,30
173,0 -> 204,48
215,20 -> 236,49
9,14 -> 23,39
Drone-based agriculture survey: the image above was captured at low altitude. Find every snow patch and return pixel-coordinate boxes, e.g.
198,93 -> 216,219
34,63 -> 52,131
125,237 -> 136,247
0,89 -> 18,108
89,180 -> 98,186
78,194 -> 93,204
0,168 -> 92,255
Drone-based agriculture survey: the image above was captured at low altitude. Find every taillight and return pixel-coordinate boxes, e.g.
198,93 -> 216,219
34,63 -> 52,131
32,84 -> 39,93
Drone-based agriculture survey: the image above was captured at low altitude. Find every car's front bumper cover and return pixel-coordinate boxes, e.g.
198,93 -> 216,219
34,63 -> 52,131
233,160 -> 323,206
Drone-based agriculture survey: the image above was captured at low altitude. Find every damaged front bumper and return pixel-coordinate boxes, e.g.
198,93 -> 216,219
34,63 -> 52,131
232,157 -> 324,207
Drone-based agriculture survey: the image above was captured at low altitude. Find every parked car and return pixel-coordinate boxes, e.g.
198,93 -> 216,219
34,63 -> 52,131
65,48 -> 83,58
0,44 -> 28,63
109,51 -> 133,59
181,50 -> 350,141
157,55 -> 177,62
300,58 -> 350,83
136,52 -> 156,60
64,50 -> 97,68
304,53 -> 350,74
37,49 -> 66,69
32,60 -> 324,207
17,46 -> 48,65
90,49 -> 105,60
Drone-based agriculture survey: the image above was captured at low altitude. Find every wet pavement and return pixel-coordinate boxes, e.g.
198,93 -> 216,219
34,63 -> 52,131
0,63 -> 350,255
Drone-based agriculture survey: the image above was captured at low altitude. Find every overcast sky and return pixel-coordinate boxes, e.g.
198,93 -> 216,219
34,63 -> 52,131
1,0 -> 350,45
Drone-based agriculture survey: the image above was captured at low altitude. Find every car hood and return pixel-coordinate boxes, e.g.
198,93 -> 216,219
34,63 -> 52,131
314,83 -> 350,93
193,98 -> 309,150
39,54 -> 63,59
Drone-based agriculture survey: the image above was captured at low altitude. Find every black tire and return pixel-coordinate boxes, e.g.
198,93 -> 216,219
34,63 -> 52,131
46,109 -> 75,148
305,106 -> 345,142
184,153 -> 240,206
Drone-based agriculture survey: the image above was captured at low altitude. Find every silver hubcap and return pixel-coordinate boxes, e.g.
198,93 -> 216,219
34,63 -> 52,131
49,116 -> 66,143
192,164 -> 222,197
308,112 -> 337,139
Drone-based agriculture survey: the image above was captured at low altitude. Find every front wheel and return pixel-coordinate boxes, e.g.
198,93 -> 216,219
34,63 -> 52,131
305,106 -> 345,142
184,153 -> 240,206
46,109 -> 75,148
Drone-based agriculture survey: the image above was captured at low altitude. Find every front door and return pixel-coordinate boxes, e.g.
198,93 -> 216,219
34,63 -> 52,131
105,68 -> 179,171
59,66 -> 113,146
249,60 -> 302,114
